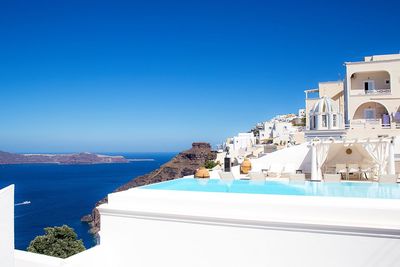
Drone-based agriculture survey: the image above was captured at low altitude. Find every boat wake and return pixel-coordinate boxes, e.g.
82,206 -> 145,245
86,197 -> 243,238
15,201 -> 31,206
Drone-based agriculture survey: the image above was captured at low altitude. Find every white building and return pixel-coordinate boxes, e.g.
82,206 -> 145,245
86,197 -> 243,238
231,132 -> 256,151
298,108 -> 306,118
223,132 -> 260,161
258,120 -> 300,145
305,53 -> 400,141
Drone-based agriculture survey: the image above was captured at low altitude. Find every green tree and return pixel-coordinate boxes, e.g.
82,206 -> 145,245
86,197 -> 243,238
27,225 -> 86,258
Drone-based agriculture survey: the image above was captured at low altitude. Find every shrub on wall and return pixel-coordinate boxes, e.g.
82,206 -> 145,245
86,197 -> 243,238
204,160 -> 218,169
27,225 -> 85,258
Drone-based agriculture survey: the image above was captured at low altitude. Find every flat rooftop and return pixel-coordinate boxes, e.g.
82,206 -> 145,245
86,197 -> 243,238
346,53 -> 400,64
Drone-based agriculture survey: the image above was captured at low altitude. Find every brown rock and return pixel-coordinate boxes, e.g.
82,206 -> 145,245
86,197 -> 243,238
84,142 -> 216,235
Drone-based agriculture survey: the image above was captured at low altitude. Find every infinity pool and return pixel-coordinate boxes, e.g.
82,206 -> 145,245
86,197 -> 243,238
142,178 -> 400,199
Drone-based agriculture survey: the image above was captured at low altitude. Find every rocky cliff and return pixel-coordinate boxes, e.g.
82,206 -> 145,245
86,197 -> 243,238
83,142 -> 216,234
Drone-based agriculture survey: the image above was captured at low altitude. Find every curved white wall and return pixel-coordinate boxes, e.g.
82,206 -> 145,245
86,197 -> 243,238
98,187 -> 400,267
0,185 -> 14,267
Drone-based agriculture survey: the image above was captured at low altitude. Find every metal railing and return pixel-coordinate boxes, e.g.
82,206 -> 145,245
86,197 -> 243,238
345,119 -> 393,129
365,88 -> 391,95
351,88 -> 391,96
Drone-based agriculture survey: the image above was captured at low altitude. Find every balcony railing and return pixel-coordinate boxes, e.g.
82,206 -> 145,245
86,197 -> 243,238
366,88 -> 391,95
350,88 -> 391,96
345,119 -> 392,129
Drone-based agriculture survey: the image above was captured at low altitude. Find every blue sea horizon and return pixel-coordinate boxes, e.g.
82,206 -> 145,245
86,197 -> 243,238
0,152 -> 176,250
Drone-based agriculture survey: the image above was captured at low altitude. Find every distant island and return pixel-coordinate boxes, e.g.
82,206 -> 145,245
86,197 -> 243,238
0,151 -> 128,164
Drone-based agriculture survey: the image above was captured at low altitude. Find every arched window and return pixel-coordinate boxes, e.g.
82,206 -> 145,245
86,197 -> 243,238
313,115 -> 317,129
322,115 -> 327,127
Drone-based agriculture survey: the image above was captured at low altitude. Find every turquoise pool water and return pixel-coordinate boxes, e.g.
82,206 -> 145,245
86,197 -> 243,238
142,178 -> 400,199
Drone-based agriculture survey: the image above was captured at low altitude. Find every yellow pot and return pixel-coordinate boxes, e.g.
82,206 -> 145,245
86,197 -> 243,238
240,158 -> 252,174
195,167 -> 210,178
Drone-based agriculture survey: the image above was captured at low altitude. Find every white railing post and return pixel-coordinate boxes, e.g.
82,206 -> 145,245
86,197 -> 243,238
311,142 -> 318,181
388,137 -> 396,175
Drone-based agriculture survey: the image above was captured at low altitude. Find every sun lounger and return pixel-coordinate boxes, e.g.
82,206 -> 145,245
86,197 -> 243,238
249,172 -> 266,181
324,173 -> 341,182
219,171 -> 235,181
289,173 -> 305,182
379,174 -> 398,184
281,163 -> 296,178
267,163 -> 283,178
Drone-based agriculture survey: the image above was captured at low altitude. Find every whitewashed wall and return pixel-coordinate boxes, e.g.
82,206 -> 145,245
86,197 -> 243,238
0,185 -> 14,267
98,189 -> 400,267
14,250 -> 63,267
250,143 -> 311,173
100,215 -> 400,267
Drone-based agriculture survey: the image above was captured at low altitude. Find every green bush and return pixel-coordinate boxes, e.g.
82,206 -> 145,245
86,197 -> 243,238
27,225 -> 85,259
204,160 -> 218,169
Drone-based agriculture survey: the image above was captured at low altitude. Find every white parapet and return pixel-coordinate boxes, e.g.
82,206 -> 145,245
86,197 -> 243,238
14,250 -> 63,267
97,187 -> 400,267
0,185 -> 14,267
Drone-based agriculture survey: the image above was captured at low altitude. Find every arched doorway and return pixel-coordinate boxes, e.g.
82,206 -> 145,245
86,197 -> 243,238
394,106 -> 400,124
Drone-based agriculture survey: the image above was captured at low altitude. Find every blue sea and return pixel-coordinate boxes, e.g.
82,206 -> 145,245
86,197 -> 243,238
0,152 -> 175,250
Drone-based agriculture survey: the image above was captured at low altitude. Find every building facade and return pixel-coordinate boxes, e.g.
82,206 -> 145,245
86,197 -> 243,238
305,54 -> 400,140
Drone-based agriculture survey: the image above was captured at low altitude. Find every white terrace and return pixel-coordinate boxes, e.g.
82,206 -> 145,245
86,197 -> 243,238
210,137 -> 399,182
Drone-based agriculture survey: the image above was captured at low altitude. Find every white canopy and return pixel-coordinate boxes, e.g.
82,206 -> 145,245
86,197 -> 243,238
310,137 -> 396,181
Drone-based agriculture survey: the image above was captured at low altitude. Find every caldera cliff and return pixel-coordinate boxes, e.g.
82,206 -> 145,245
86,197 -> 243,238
83,142 -> 217,234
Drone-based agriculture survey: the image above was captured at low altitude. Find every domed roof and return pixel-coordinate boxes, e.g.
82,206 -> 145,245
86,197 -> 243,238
311,97 -> 338,114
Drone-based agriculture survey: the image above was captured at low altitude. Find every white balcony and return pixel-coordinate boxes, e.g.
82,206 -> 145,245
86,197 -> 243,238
349,70 -> 392,97
346,119 -> 392,129
350,88 -> 391,96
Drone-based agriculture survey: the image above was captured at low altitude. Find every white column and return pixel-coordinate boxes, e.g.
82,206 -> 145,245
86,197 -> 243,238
311,143 -> 318,181
388,138 -> 396,175
328,114 -> 333,129
344,75 -> 350,125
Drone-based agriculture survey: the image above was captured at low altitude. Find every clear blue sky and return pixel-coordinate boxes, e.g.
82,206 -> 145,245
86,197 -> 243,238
1,0 -> 399,153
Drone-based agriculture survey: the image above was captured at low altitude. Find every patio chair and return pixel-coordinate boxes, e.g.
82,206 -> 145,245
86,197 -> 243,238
218,171 -> 235,181
324,173 -> 341,182
281,163 -> 296,178
335,164 -> 347,179
378,174 -> 398,184
249,172 -> 266,181
289,173 -> 305,182
261,163 -> 271,175
348,164 -> 360,179
267,163 -> 283,178
360,164 -> 372,180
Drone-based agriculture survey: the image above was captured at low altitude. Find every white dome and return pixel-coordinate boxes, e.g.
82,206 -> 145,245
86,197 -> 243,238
311,97 -> 338,114
308,96 -> 344,131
